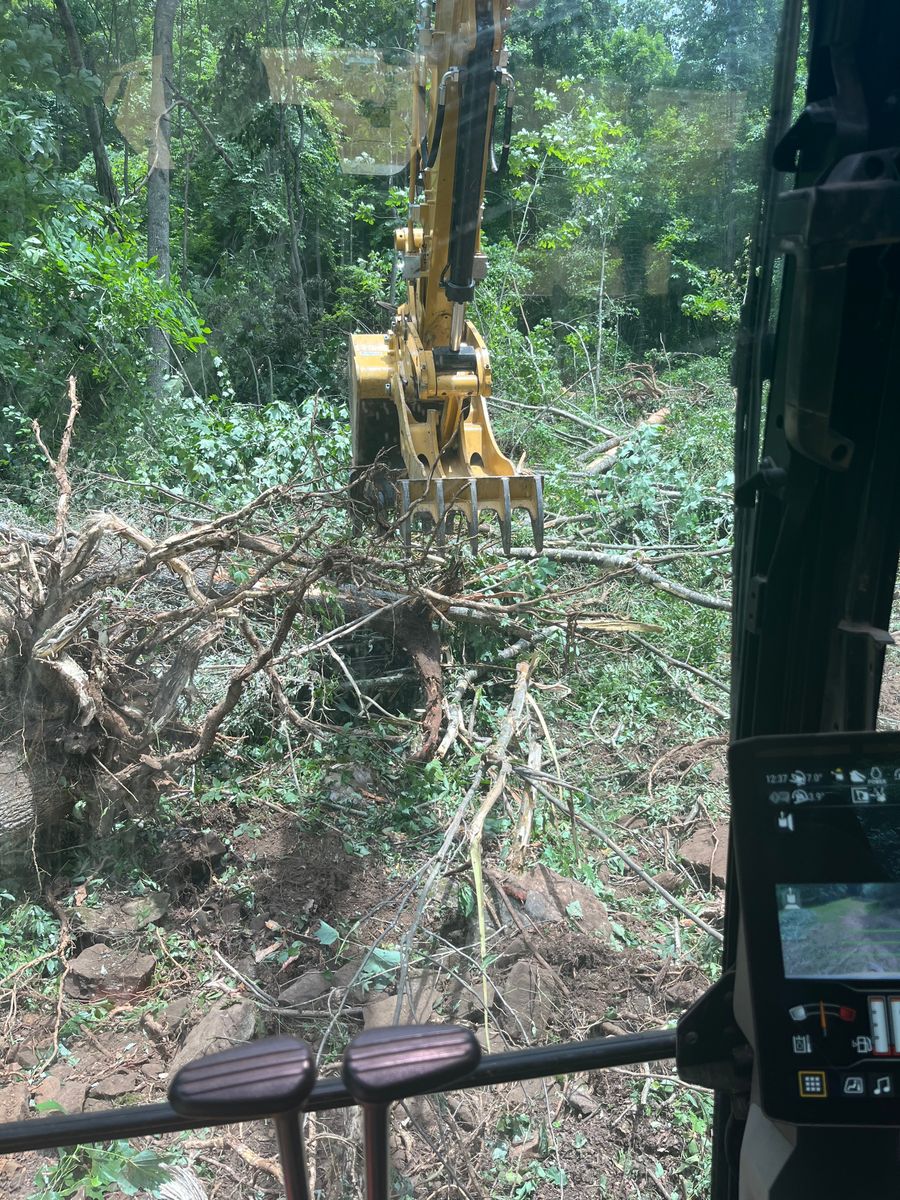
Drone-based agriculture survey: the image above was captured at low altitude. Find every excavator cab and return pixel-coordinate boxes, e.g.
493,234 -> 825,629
4,3 -> 900,1199
349,0 -> 543,554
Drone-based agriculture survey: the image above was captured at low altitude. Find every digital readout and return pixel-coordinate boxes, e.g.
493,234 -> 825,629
777,883 -> 900,980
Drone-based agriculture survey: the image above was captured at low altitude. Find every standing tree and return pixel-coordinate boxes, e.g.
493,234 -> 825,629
52,0 -> 120,208
147,0 -> 180,403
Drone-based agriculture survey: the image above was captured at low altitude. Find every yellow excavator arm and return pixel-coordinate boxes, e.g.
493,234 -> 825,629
349,0 -> 543,554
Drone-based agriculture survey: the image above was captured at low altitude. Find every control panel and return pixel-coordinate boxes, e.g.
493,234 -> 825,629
730,731 -> 900,1126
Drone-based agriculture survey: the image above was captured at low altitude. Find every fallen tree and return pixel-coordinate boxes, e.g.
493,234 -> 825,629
0,381 -> 729,858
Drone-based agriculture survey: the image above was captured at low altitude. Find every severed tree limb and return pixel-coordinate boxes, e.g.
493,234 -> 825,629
470,661 -> 531,1047
164,76 -> 237,170
437,626 -> 561,760
582,405 -> 670,473
510,547 -> 731,612
629,632 -> 729,693
518,767 -> 723,943
32,376 -> 80,551
181,1136 -> 282,1184
141,570 -> 324,773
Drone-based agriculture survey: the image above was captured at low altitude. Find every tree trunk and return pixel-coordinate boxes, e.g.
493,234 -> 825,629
147,0 -> 180,403
53,0 -> 120,208
280,109 -> 309,329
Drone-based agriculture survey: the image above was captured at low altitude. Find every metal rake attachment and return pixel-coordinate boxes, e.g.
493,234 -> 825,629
399,473 -> 543,555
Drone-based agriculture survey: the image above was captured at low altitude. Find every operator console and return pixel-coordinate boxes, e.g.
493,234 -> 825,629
730,731 -> 900,1126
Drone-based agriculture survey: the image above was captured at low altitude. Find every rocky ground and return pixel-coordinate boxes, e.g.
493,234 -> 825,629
0,749 -> 729,1200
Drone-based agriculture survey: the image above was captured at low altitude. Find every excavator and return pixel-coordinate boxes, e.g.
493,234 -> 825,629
348,0 -> 544,554
3,2 -> 900,1198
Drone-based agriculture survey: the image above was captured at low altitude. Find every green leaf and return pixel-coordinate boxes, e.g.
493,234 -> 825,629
314,920 -> 339,946
565,899 -> 583,919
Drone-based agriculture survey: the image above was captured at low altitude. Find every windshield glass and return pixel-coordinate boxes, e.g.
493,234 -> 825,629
1,2 -> 783,1195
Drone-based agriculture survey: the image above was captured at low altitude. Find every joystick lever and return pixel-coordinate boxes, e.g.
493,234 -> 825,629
343,1024 -> 480,1200
169,1035 -> 317,1200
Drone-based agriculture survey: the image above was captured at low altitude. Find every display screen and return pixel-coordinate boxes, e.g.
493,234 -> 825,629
777,883 -> 900,979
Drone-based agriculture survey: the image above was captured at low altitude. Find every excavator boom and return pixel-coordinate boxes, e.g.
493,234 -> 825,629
349,0 -> 543,554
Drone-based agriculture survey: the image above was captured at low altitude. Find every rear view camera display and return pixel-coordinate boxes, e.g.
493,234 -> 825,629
777,883 -> 900,979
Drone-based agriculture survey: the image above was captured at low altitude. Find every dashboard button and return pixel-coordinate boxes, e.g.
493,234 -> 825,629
869,1073 -> 894,1098
799,1070 -> 828,1098
840,1073 -> 866,1097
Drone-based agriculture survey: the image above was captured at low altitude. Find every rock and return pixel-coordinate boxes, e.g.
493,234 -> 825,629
279,970 -> 330,1007
489,935 -> 530,973
522,890 -> 560,923
331,958 -> 371,1002
158,995 -> 193,1035
189,831 -> 227,864
33,1074 -> 88,1115
664,980 -> 701,1009
475,1017 -> 509,1054
653,870 -> 683,894
499,959 -> 559,1040
89,1071 -> 140,1100
64,944 -> 155,1000
708,759 -> 728,785
0,1083 -> 29,1123
140,1056 -> 165,1081
518,866 -> 611,940
167,999 -> 256,1078
445,974 -> 495,1018
13,1043 -> 38,1069
565,1082 -> 601,1117
362,974 -> 439,1029
678,824 -> 729,888
75,892 -> 168,940
220,903 -> 242,926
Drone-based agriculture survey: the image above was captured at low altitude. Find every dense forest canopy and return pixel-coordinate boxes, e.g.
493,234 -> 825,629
1,0 -> 780,493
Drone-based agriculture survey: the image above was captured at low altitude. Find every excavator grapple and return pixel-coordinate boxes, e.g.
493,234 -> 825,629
349,0 -> 543,554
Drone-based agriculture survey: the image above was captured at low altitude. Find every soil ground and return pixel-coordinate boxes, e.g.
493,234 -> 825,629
0,738 -> 727,1200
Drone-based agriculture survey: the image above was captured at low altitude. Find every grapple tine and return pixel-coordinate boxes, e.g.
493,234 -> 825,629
434,479 -> 446,549
468,479 -> 479,556
500,477 -> 512,555
530,474 -> 544,553
399,479 -> 412,553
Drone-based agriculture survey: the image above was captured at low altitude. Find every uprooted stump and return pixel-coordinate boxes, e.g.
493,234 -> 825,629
0,495 -> 454,854
0,386 -> 457,856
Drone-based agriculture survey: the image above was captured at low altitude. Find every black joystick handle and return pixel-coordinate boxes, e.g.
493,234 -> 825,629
343,1025 -> 480,1200
169,1036 -> 317,1200
169,1035 -> 316,1118
343,1024 -> 481,1103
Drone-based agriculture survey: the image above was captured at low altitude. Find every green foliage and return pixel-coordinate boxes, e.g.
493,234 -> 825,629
0,207 -> 207,455
30,1142 -> 172,1200
117,390 -> 350,505
0,894 -> 61,986
0,10 -> 94,233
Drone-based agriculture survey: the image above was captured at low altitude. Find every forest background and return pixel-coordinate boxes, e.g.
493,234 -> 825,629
1,2 -> 782,1198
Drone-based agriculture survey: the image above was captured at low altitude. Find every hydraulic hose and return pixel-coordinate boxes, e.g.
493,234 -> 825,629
490,71 -> 515,175
443,0 -> 495,306
419,69 -> 458,174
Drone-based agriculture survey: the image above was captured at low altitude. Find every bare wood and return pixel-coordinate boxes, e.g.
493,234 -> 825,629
510,547 -> 731,612
469,662 -> 531,1044
582,406 -> 670,474
32,376 -> 80,549
181,1136 -> 282,1184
